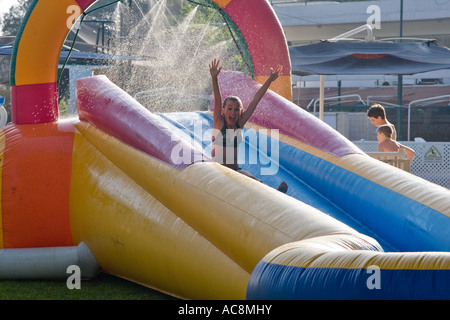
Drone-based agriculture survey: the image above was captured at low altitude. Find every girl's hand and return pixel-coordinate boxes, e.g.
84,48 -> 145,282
209,59 -> 222,77
268,65 -> 282,82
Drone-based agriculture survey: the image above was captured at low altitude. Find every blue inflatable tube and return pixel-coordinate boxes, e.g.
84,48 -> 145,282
247,260 -> 450,300
160,110 -> 450,300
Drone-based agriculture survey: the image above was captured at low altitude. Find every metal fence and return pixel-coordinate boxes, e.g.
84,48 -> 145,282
355,141 -> 450,189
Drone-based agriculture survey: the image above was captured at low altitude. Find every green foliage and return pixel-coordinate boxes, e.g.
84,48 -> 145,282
1,0 -> 34,36
180,1 -> 249,74
58,98 -> 69,117
180,2 -> 233,51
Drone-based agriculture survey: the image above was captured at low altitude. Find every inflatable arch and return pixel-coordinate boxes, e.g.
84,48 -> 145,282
10,0 -> 292,125
1,0 -> 450,300
5,0 -> 291,249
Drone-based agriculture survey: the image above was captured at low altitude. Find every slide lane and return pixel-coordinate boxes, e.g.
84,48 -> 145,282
157,111 -> 398,252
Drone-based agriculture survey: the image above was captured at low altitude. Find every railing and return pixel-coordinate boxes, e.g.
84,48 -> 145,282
330,24 -> 374,42
306,94 -> 366,116
407,95 -> 450,141
366,148 -> 411,172
366,96 -> 398,108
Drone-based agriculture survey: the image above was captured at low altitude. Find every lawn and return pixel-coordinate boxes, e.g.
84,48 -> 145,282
0,272 -> 176,300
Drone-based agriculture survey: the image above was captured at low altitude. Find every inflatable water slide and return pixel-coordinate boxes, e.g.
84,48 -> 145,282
0,0 -> 450,300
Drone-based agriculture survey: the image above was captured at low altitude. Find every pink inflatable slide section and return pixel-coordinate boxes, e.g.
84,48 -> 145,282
210,71 -> 363,158
76,75 -> 209,170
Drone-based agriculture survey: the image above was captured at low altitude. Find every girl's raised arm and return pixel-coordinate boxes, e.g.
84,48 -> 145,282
209,59 -> 223,128
239,65 -> 282,126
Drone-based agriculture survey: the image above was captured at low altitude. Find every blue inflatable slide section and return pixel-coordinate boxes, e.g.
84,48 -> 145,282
157,110 -> 450,299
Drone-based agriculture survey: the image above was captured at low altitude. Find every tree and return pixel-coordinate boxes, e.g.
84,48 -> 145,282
1,0 -> 33,36
180,2 -> 247,73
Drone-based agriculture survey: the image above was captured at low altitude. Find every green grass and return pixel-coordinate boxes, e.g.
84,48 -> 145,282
0,272 -> 176,300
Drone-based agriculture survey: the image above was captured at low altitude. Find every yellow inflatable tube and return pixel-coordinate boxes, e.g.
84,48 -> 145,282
70,123 -> 248,299
69,122 -> 379,299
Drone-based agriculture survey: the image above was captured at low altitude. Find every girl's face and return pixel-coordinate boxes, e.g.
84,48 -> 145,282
222,100 -> 242,126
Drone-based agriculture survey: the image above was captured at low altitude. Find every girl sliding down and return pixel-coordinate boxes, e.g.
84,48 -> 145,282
209,58 -> 288,193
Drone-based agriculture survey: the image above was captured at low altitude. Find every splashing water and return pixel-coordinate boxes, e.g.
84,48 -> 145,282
99,0 -> 242,113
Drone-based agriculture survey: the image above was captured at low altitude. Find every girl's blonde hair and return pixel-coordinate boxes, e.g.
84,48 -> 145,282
222,96 -> 243,110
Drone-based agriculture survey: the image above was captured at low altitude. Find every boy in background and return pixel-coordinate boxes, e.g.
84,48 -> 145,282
367,104 -> 397,140
376,125 -> 415,163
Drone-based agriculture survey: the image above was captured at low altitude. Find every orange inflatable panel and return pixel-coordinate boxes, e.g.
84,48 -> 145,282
1,120 -> 74,248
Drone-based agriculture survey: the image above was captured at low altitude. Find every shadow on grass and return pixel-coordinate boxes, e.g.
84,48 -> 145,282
0,272 -> 177,300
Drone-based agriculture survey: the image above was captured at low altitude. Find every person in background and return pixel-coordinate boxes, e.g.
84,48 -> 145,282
367,104 -> 397,140
376,124 -> 415,163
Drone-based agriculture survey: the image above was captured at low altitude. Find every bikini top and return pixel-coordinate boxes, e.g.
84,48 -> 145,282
212,123 -> 243,148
